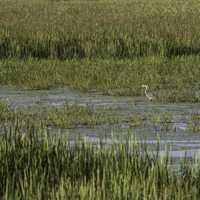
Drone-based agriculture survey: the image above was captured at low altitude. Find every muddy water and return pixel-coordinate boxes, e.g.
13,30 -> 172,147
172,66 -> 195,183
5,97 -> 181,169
1,86 -> 200,163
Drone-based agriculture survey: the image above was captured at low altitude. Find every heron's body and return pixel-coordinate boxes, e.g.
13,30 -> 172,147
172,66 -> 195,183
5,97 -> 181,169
142,85 -> 154,101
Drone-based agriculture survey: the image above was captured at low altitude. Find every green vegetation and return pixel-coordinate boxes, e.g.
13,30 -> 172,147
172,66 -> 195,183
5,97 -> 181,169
188,113 -> 200,132
3,101 -> 200,133
0,101 -> 120,128
0,0 -> 200,59
0,0 -> 200,102
1,57 -> 200,102
46,105 -> 119,127
1,1 -> 200,198
0,122 -> 199,199
128,113 -> 142,127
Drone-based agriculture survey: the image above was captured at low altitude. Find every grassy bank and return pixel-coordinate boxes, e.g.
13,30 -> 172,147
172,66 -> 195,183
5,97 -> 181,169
1,57 -> 200,102
0,0 -> 200,102
0,0 -> 200,59
0,123 -> 199,199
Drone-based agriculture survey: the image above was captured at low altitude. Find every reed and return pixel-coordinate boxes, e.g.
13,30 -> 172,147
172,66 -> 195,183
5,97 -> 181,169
1,57 -> 200,102
0,0 -> 200,59
0,121 -> 199,199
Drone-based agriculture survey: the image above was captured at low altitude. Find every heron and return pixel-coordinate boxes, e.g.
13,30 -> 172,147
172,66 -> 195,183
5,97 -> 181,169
141,85 -> 154,101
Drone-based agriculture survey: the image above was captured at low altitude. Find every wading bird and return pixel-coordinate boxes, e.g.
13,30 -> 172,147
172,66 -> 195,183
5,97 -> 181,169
142,85 -> 154,101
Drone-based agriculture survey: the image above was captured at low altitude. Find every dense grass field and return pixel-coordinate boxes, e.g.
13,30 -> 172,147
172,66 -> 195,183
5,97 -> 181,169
0,0 -> 200,102
1,57 -> 200,102
0,0 -> 200,59
0,121 -> 199,200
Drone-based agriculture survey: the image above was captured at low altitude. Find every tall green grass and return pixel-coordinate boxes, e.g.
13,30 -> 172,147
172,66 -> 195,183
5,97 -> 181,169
0,122 -> 199,199
0,0 -> 200,102
1,57 -> 200,102
0,0 -> 200,59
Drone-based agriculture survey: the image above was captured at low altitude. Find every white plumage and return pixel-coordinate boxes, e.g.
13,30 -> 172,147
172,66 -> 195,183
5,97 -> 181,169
141,85 -> 154,101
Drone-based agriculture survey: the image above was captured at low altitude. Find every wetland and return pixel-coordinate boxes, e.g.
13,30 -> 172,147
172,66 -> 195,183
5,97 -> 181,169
1,0 -> 200,199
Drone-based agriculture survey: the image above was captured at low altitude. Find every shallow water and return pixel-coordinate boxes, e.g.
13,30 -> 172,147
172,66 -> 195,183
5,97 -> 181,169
1,86 -> 200,163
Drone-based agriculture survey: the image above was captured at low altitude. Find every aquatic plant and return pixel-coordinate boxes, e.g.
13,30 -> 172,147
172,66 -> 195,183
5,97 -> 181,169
145,112 -> 173,132
0,102 -> 120,129
188,113 -> 200,133
128,114 -> 142,127
47,104 -> 119,128
0,121 -> 200,199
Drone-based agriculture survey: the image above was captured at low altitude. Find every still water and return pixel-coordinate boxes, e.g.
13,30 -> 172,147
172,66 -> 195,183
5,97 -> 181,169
1,86 -> 200,164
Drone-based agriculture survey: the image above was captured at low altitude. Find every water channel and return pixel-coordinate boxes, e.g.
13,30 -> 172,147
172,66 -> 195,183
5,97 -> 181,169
1,86 -> 200,166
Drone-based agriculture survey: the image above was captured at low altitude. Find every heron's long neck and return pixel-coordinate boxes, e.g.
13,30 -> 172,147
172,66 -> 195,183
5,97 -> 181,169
145,87 -> 148,95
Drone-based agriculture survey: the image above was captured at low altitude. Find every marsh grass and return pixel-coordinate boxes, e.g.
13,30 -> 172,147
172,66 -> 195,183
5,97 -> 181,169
0,0 -> 200,59
146,112 -> 173,131
1,101 -> 199,134
0,122 -> 200,199
1,57 -> 200,102
46,104 -> 119,128
188,113 -> 200,133
1,1 -> 200,198
0,0 -> 200,102
0,102 -> 120,128
128,114 -> 142,127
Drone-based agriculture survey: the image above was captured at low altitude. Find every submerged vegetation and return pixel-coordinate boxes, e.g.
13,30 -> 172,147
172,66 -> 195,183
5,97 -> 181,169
0,101 -> 120,128
1,101 -> 200,133
0,122 -> 200,199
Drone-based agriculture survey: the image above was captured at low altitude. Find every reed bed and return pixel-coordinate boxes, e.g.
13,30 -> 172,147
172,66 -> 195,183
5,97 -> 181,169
1,57 -> 200,102
0,121 -> 199,199
0,0 -> 200,59
0,0 -> 200,102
